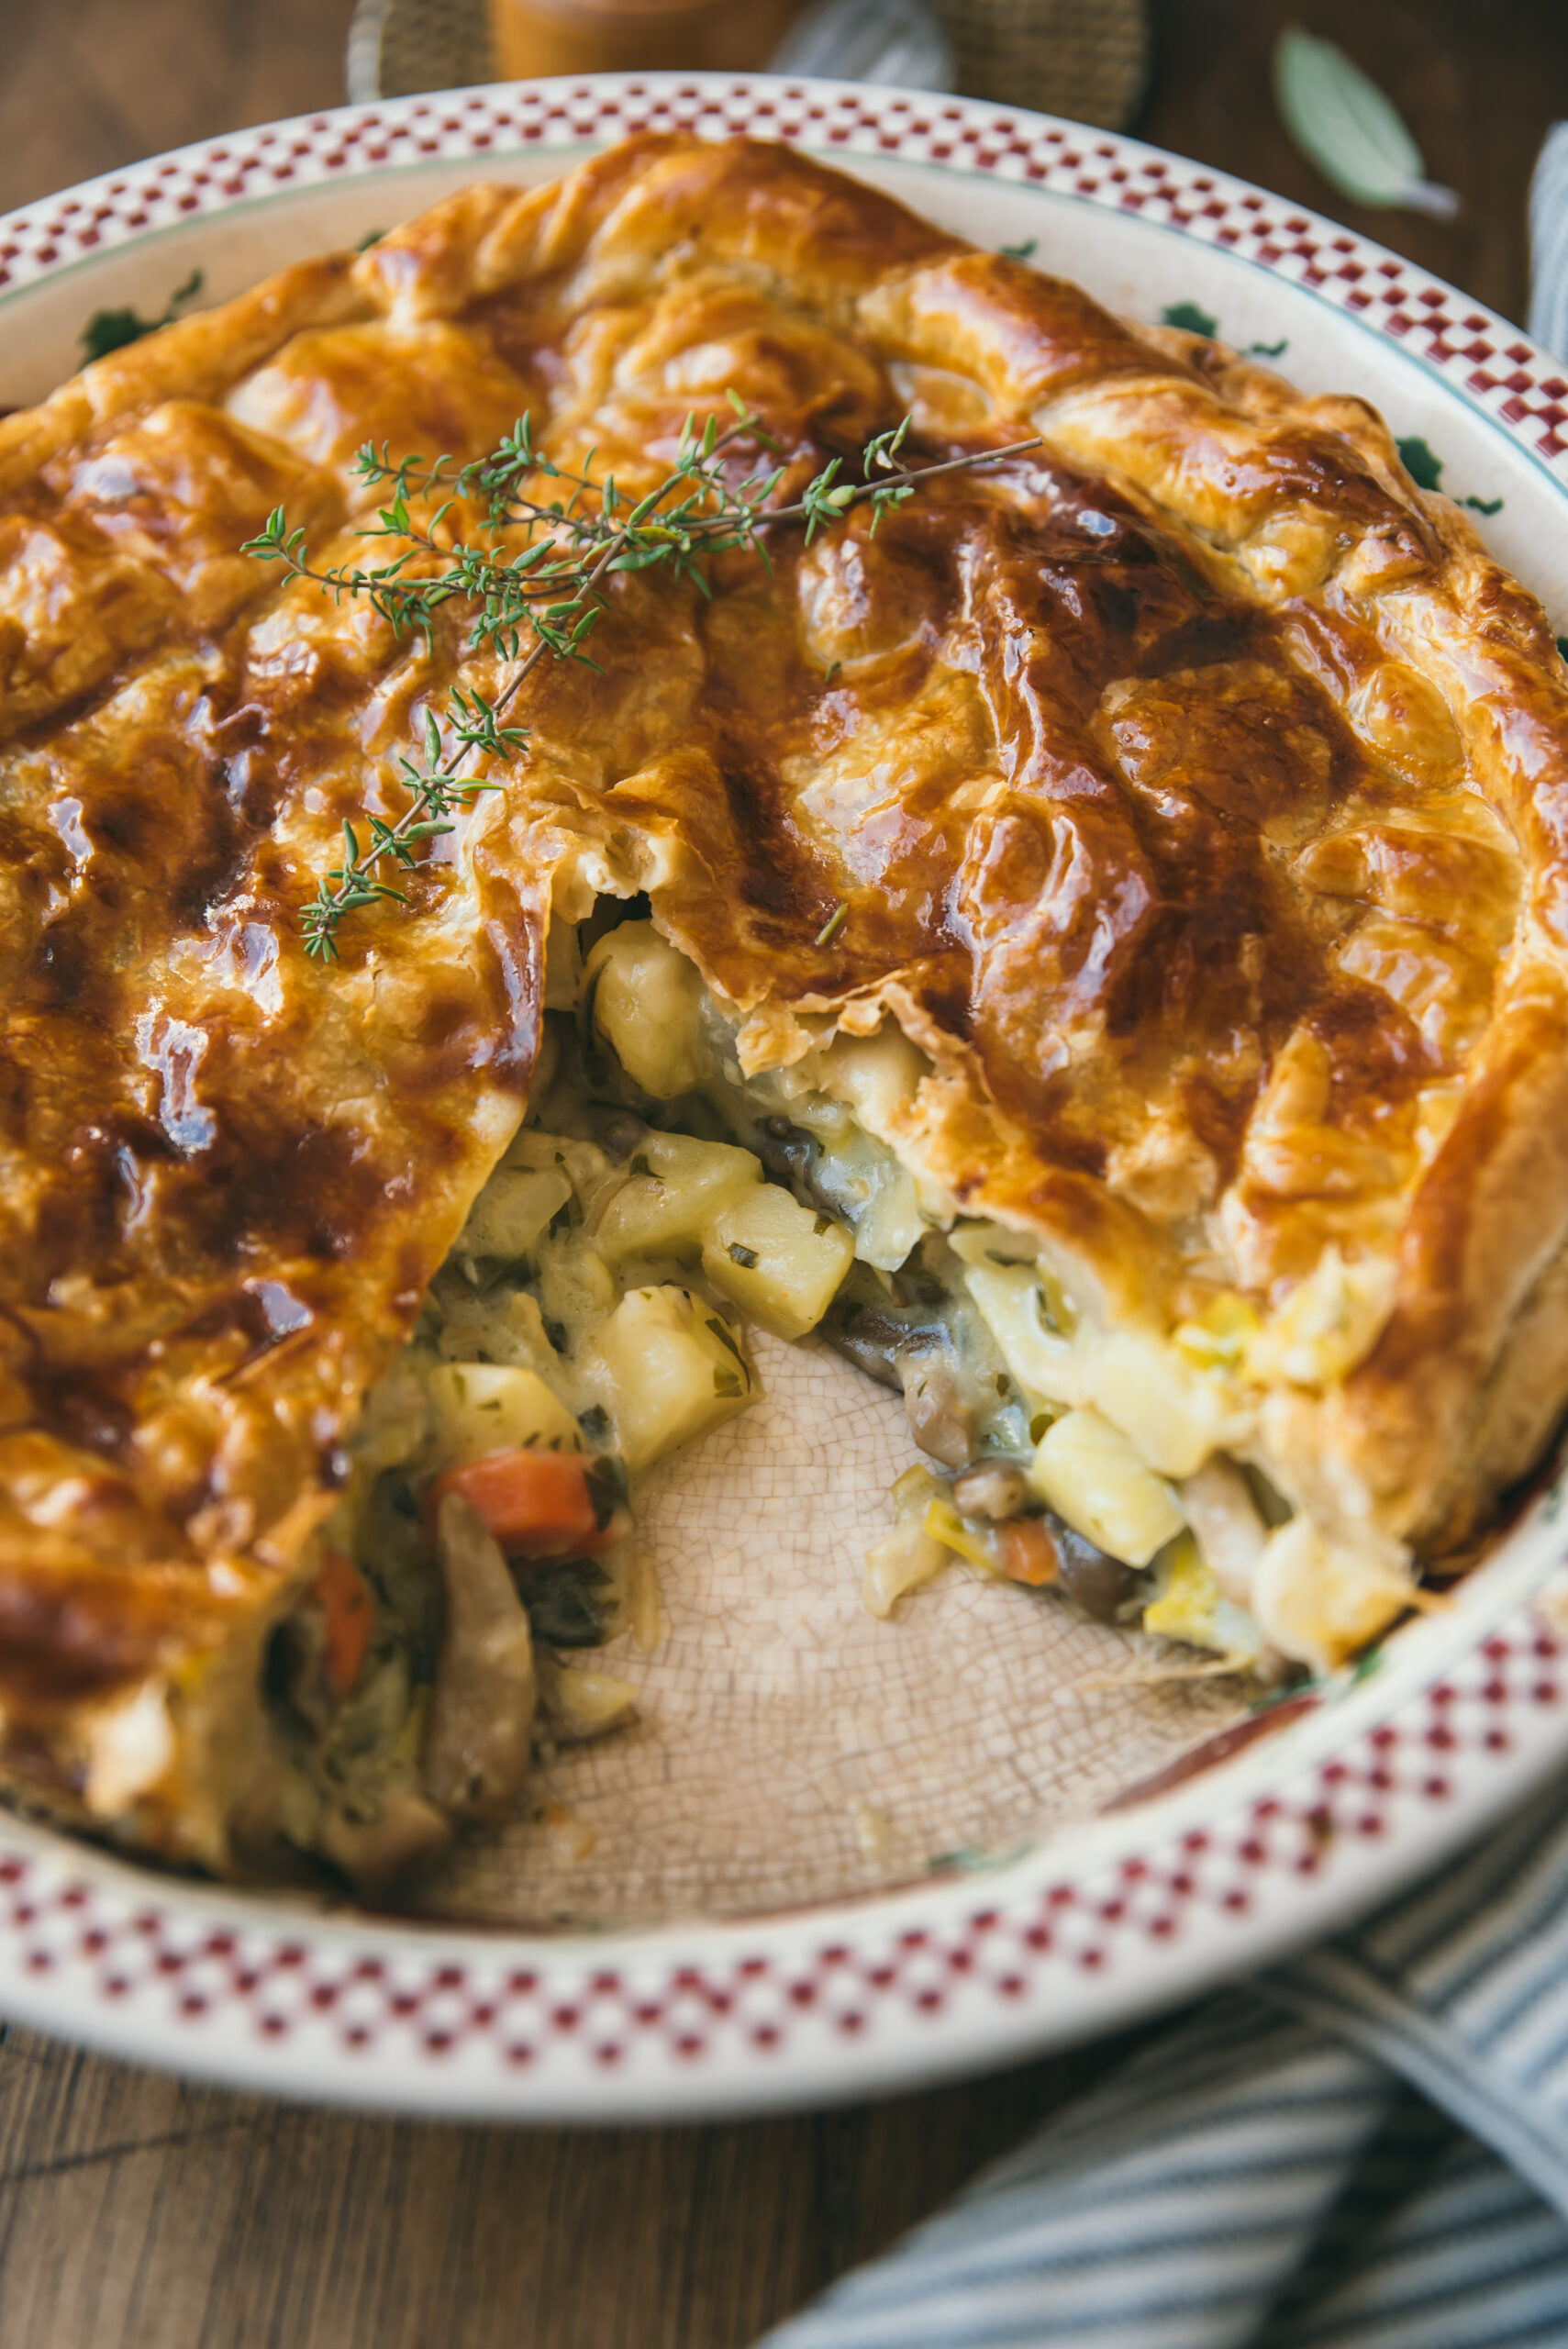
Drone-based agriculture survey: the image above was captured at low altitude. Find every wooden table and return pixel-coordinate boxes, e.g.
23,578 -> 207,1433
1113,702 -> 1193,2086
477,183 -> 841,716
1,3 -> 1566,2342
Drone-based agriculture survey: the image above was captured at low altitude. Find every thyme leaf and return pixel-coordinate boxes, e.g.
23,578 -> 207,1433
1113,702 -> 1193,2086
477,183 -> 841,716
243,402 -> 1041,957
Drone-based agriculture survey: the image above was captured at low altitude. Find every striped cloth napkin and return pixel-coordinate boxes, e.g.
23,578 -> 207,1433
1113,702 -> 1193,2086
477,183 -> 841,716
760,1773 -> 1568,2347
756,130 -> 1568,2349
1530,124 -> 1568,363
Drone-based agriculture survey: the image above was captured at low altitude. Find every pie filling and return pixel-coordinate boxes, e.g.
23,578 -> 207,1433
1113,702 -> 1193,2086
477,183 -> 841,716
251,905 -> 1416,1892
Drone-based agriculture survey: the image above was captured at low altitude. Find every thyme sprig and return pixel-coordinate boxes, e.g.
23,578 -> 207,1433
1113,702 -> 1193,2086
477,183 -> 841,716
243,398 -> 1041,959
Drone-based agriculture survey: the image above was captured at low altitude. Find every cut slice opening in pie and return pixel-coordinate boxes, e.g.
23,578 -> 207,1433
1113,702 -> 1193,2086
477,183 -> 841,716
6,132 -> 1568,1897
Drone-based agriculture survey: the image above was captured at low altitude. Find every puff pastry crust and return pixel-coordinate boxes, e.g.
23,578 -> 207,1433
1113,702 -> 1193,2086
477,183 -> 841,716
5,132 -> 1568,1866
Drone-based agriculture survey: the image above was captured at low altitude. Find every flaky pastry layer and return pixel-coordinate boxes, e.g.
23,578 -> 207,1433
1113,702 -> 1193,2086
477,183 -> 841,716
4,133 -> 1568,1865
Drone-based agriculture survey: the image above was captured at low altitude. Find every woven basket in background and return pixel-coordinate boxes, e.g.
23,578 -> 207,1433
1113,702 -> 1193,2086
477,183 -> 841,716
938,0 -> 1148,127
348,0 -> 1151,131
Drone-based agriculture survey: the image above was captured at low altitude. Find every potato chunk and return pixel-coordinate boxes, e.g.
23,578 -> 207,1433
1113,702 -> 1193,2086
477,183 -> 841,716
851,1163 -> 925,1274
582,1285 -> 755,1471
586,918 -> 709,1097
821,1020 -> 929,1137
1081,1328 -> 1235,1478
593,1130 -> 761,1264
460,1164 -> 572,1261
426,1362 -> 583,1470
536,1654 -> 639,1743
1250,1515 -> 1413,1675
1029,1407 -> 1184,1566
703,1184 -> 854,1339
963,1261 -> 1078,1408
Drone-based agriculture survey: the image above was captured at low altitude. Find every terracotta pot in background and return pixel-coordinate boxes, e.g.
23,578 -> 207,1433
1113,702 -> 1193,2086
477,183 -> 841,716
488,0 -> 803,78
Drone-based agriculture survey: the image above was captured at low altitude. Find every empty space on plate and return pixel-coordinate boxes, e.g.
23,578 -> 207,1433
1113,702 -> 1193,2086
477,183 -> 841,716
425,1330 -> 1248,1928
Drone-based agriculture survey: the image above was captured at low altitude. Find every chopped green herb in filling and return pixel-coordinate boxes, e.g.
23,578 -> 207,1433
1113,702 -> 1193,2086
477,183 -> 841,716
256,905 -> 1314,1895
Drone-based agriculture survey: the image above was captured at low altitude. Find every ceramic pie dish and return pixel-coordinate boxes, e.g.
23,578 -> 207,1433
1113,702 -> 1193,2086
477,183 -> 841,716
4,72 -> 1568,2120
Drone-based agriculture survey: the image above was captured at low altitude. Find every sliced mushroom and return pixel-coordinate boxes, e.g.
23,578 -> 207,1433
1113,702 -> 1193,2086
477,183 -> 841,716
261,1607 -> 338,1740
753,1114 -> 842,1218
318,1791 -> 453,1900
951,1458 -> 1033,1521
1180,1456 -> 1268,1605
900,1356 -> 973,1468
818,1286 -> 945,1390
425,1492 -> 537,1822
820,1302 -> 972,1467
1052,1520 -> 1144,1624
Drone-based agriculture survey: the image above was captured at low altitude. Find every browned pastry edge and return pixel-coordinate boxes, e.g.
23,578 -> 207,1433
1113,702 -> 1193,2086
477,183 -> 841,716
4,131 -> 1568,1869
434,139 -> 1568,1555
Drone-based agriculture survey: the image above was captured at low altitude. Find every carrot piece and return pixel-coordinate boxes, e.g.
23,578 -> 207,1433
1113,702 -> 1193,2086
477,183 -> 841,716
997,1518 -> 1060,1588
430,1448 -> 606,1559
314,1547 -> 373,1698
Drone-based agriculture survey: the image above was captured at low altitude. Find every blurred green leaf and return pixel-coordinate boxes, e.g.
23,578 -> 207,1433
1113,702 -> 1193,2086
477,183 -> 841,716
1273,29 -> 1459,217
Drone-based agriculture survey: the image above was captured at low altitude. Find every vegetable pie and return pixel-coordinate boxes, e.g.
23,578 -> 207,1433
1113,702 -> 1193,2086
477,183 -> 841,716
5,132 -> 1568,1890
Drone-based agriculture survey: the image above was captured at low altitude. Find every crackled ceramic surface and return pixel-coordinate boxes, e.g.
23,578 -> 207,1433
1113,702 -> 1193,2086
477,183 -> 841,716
3,72 -> 1568,2118
431,1338 -> 1245,1931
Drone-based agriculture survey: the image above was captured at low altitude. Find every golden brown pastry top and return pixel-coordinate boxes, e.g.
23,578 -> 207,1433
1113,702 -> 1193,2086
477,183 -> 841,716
4,132 -> 1568,1853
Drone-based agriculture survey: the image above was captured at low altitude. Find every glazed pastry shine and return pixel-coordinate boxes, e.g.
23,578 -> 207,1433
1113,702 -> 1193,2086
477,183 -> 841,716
4,131 -> 1568,1866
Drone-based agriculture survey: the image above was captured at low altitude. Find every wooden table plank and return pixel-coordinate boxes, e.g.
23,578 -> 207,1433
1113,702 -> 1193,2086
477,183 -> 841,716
1,6 -> 1565,2343
1140,0 -> 1568,330
0,2021 -> 1129,2348
0,0 -> 361,215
